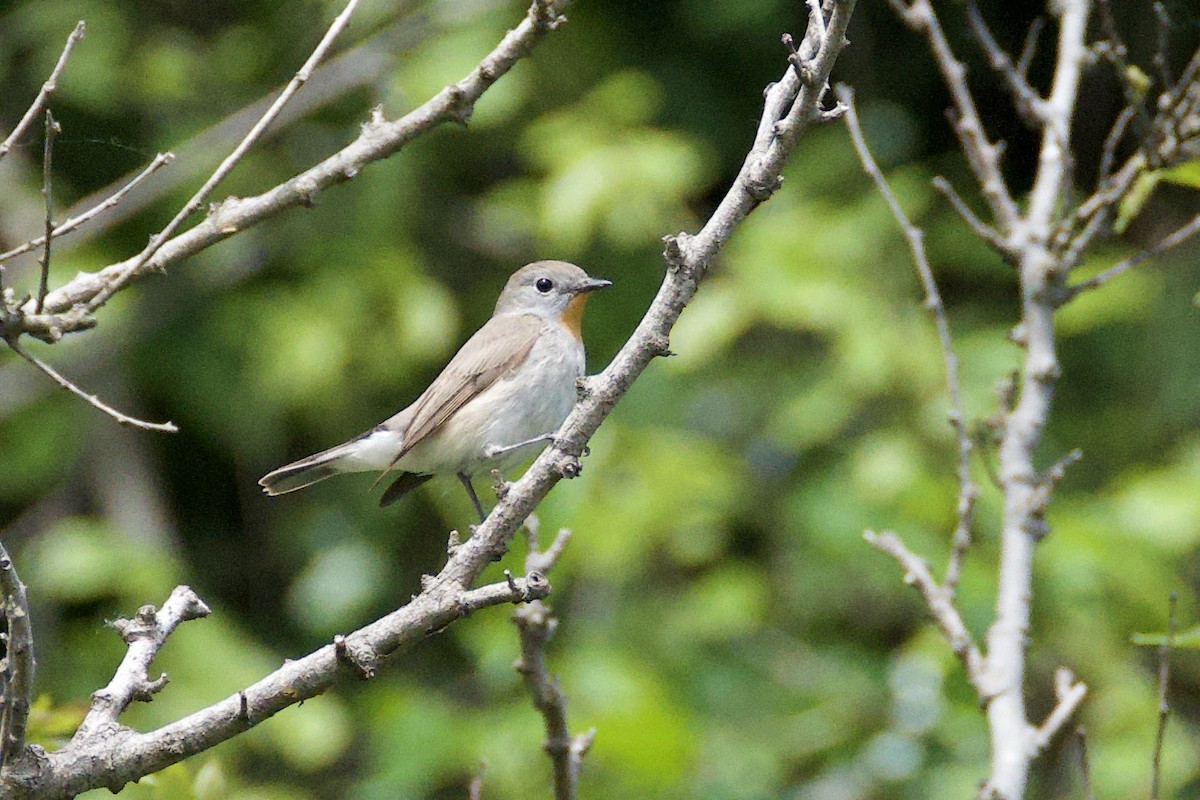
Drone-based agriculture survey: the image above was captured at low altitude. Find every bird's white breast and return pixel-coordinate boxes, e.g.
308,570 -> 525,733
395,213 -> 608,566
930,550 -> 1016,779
398,319 -> 585,476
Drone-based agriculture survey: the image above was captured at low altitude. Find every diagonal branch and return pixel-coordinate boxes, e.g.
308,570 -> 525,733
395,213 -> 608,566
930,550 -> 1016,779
0,572 -> 551,799
3,338 -> 178,433
0,153 -> 175,266
889,0 -> 1020,235
0,22 -> 85,163
80,0 -> 365,316
863,531 -> 985,688
73,587 -> 212,741
34,111 -> 60,315
1062,212 -> 1200,301
17,0 -> 575,338
0,539 -> 34,768
965,0 -> 1045,125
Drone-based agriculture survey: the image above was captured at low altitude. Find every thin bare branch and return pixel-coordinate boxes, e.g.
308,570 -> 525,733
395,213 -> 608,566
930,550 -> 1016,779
965,1 -> 1045,125
468,761 -> 486,800
931,176 -> 1014,259
515,600 -> 593,800
1030,667 -> 1088,754
523,515 -> 573,577
34,111 -> 61,315
1015,17 -> 1045,79
1099,106 -> 1136,183
74,587 -> 212,741
82,0 -> 365,315
4,338 -> 178,433
1150,592 -> 1178,800
20,0 -> 575,338
1075,727 -> 1096,800
889,0 -> 1020,234
863,531 -> 986,689
1152,2 -> 1172,91
0,22 -> 85,162
0,539 -> 34,768
0,153 -> 175,266
842,90 -> 977,593
1063,212 -> 1200,300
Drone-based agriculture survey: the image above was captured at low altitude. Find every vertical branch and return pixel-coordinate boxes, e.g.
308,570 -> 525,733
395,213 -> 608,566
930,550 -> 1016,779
985,1 -> 1090,798
0,540 -> 35,768
34,111 -> 61,315
514,521 -> 593,800
838,89 -> 977,593
1149,593 -> 1177,800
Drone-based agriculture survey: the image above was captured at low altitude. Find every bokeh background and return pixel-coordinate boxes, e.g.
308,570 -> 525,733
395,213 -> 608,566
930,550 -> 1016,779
1,0 -> 1200,798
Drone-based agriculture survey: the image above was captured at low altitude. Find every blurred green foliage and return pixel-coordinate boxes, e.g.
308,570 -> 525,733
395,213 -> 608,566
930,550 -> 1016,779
1,1 -> 1199,799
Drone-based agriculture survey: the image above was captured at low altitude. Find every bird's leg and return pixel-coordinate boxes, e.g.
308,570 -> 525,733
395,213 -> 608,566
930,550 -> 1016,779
458,472 -> 486,523
482,433 -> 556,460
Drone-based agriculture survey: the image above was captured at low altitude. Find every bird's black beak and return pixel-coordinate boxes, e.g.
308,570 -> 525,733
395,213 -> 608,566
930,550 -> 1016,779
575,277 -> 612,294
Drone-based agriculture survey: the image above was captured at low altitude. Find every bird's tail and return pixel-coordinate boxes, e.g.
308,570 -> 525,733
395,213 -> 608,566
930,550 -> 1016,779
259,440 -> 361,495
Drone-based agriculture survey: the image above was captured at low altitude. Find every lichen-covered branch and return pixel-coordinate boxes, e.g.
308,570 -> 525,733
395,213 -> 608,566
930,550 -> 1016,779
0,540 -> 34,769
514,520 -> 592,800
0,572 -> 549,799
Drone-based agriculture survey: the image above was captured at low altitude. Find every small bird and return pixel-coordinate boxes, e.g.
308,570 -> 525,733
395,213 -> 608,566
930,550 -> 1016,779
259,260 -> 611,520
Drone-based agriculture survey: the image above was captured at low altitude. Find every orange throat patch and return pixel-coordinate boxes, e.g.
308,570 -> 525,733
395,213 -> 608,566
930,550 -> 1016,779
560,293 -> 590,341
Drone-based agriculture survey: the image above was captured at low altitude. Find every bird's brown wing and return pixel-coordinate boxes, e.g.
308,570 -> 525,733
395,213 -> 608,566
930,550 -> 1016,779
387,313 -> 541,467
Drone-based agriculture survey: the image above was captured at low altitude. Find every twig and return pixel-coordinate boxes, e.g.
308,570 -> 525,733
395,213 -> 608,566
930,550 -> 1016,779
1015,17 -> 1045,79
4,338 -> 178,433
1152,2 -> 1171,92
1098,106 -> 1136,184
931,175 -> 1014,259
965,1 -> 1045,125
0,539 -> 34,768
889,0 -> 1020,234
1063,212 -> 1200,301
0,22 -> 85,162
863,531 -> 985,688
83,0 -> 364,315
514,519 -> 589,799
1030,667 -> 1088,754
842,90 -> 977,594
1150,592 -> 1178,800
34,111 -> 61,315
1075,727 -> 1095,800
514,600 -> 593,800
468,761 -> 486,800
74,587 -> 212,741
0,153 -> 175,265
522,515 -> 573,577
20,0 -> 574,337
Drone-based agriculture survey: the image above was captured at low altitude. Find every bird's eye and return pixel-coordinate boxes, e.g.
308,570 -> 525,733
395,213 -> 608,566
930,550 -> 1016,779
535,277 -> 554,293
